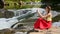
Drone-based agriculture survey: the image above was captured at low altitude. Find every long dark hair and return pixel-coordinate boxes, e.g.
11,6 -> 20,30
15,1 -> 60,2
46,5 -> 51,13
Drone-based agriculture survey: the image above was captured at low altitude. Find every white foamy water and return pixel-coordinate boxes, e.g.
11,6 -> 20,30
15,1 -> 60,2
14,32 -> 27,34
0,17 -> 18,30
53,22 -> 60,27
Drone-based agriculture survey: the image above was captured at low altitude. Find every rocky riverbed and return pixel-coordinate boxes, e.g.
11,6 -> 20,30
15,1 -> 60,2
29,27 -> 60,34
0,26 -> 60,34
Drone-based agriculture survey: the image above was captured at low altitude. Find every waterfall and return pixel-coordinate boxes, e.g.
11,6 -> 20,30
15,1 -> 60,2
0,8 -> 60,30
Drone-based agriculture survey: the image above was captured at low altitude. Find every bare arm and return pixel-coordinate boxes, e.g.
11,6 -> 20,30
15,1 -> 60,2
37,10 -> 50,18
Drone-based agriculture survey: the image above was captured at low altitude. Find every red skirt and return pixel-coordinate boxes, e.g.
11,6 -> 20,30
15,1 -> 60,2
34,18 -> 52,30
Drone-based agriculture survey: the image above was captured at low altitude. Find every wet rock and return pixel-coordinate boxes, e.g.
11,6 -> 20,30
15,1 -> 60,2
14,32 -> 27,34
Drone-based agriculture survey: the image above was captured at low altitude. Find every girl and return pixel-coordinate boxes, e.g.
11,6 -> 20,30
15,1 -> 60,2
34,5 -> 52,31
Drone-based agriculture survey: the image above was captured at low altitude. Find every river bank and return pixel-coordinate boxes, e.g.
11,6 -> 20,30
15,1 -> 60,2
0,26 -> 60,34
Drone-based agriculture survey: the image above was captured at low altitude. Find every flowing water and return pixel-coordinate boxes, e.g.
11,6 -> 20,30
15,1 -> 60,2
0,8 -> 60,30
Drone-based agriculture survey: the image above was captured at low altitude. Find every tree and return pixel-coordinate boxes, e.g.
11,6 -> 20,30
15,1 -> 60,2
41,0 -> 60,10
0,0 -> 4,9
41,0 -> 60,4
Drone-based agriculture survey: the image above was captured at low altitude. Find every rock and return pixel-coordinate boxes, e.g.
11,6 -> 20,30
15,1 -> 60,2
14,32 -> 27,34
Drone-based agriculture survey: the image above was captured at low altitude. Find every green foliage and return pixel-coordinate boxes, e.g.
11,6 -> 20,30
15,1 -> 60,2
21,0 -> 30,2
4,11 -> 14,18
0,11 -> 14,18
0,0 -> 4,8
41,0 -> 60,11
4,0 -> 41,9
41,0 -> 60,3
0,12 -> 4,18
